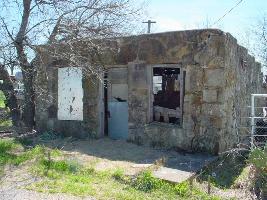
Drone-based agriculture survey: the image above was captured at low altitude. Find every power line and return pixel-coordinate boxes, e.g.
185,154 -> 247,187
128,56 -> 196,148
211,0 -> 244,27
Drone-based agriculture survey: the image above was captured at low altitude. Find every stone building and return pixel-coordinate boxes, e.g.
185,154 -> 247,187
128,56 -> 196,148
35,29 -> 264,154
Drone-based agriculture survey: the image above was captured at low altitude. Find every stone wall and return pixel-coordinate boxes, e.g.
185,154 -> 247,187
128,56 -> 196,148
35,48 -> 102,138
113,29 -> 263,153
35,29 -> 263,154
222,33 -> 264,149
112,30 -> 225,153
127,62 -> 149,141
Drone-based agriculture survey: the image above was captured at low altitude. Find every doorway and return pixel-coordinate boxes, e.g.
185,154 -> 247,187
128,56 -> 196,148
104,68 -> 129,140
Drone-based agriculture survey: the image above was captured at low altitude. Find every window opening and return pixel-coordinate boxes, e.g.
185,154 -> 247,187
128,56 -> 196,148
153,67 -> 181,125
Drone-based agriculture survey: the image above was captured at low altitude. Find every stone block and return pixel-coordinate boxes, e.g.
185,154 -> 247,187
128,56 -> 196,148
185,66 -> 204,92
209,116 -> 223,129
191,92 -> 203,106
204,68 -> 225,87
128,62 -> 147,89
207,57 -> 224,68
203,89 -> 217,103
109,67 -> 128,84
144,123 -> 186,149
201,103 -> 225,117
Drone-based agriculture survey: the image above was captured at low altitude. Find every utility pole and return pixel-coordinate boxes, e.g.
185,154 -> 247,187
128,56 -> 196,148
143,20 -> 156,34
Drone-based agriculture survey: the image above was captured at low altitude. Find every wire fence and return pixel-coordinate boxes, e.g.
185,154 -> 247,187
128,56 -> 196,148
244,94 -> 267,149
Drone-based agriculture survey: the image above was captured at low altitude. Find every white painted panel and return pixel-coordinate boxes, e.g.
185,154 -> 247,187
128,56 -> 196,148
58,67 -> 83,120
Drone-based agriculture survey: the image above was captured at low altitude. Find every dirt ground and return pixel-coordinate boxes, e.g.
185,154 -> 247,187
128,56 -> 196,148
39,137 -> 215,175
0,135 -> 256,200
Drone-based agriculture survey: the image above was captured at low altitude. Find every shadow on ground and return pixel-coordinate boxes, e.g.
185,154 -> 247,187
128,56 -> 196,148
31,135 -> 216,173
197,149 -> 248,188
0,132 -> 216,175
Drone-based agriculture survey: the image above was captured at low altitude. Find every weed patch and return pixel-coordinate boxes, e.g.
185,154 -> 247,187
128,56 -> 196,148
0,119 -> 12,128
133,170 -> 166,192
0,139 -> 61,169
112,168 -> 124,181
174,182 -> 191,197
0,91 -> 6,108
198,150 -> 247,188
248,145 -> 267,198
0,139 -> 18,153
0,119 -> 12,132
39,159 -> 81,174
29,158 -> 99,196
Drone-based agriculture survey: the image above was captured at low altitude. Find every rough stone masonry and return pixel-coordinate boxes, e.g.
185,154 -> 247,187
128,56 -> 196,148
35,29 -> 264,154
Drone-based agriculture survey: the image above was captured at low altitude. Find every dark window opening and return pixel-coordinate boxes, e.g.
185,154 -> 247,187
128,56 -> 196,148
153,67 -> 182,125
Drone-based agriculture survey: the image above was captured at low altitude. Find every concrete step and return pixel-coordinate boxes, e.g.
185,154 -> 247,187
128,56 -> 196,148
153,167 -> 195,183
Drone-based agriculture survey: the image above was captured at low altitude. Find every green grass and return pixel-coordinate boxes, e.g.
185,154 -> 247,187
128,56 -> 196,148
0,119 -> 12,132
112,168 -> 125,181
248,145 -> 267,190
0,90 -> 12,130
0,138 -> 61,172
0,138 -> 222,199
28,159 -> 221,200
0,139 -> 21,166
0,90 -> 6,108
0,119 -> 12,127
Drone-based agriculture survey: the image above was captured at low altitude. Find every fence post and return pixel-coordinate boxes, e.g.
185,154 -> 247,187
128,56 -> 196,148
251,94 -> 255,149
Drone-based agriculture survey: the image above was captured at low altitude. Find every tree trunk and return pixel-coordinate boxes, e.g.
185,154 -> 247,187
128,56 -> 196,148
13,0 -> 35,129
21,67 -> 35,129
0,65 -> 20,126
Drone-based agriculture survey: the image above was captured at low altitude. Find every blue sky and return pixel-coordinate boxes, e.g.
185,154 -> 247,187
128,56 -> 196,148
140,0 -> 266,45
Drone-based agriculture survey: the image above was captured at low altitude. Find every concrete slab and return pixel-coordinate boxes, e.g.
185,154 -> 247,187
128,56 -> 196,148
153,167 -> 195,183
152,153 -> 217,183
